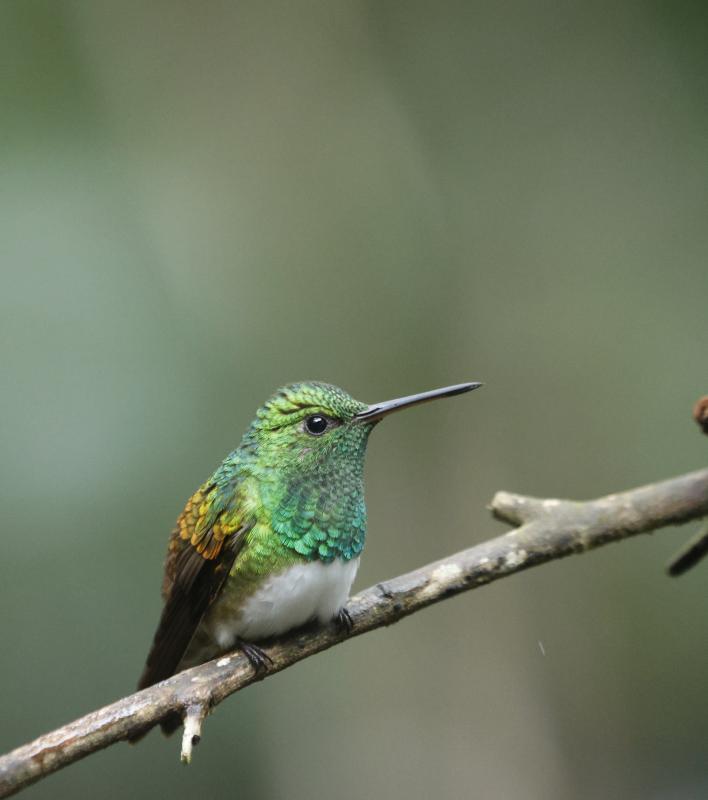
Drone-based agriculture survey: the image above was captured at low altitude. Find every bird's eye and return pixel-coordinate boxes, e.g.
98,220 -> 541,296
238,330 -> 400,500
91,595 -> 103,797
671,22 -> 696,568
304,415 -> 329,436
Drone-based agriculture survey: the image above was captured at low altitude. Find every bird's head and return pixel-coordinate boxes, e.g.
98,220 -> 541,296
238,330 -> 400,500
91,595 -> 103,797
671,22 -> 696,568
240,380 -> 481,559
248,379 -> 481,472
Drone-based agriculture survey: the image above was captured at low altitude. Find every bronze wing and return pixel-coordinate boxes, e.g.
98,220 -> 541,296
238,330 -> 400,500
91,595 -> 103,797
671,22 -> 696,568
136,482 -> 252,692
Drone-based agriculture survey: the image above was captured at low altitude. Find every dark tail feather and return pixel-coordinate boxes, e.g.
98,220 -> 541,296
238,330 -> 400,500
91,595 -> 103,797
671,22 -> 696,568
126,665 -> 183,744
128,528 -> 249,744
127,725 -> 153,745
127,713 -> 183,745
159,712 -> 183,737
126,707 -> 183,744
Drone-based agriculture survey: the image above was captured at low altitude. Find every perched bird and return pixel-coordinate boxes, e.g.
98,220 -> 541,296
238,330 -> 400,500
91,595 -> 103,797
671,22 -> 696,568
134,380 -> 480,738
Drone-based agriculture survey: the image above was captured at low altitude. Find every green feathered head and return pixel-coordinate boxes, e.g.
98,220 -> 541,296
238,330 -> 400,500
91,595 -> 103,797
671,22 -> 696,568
235,380 -> 480,561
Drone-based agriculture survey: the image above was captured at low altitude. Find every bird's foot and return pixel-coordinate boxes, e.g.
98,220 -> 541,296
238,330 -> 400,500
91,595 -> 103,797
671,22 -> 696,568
335,607 -> 353,634
237,639 -> 273,675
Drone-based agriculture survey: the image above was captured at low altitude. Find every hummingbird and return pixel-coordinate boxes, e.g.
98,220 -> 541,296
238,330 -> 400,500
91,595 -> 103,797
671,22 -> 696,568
134,380 -> 481,738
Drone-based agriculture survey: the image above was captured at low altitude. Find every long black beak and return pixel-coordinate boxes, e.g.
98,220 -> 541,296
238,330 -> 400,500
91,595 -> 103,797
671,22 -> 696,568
355,381 -> 482,423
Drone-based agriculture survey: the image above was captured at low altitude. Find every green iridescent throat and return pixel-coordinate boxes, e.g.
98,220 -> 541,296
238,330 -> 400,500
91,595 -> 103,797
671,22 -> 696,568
264,423 -> 370,561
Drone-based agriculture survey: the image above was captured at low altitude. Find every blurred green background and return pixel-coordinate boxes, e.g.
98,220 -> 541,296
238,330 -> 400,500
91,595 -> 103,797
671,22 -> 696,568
1,2 -> 707,798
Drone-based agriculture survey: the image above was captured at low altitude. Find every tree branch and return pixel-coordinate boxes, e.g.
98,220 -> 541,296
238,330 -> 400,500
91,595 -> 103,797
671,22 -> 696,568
1,467 -> 707,798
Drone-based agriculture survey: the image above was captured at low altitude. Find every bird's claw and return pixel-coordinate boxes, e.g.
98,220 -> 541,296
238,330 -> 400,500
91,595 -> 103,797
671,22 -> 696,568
335,607 -> 354,634
238,640 -> 273,674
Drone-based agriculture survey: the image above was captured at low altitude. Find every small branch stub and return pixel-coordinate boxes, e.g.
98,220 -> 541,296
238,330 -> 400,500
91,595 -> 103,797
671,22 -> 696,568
180,704 -> 207,765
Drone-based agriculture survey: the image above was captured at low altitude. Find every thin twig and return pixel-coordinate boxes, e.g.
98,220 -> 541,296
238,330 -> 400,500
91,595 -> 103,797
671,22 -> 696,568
667,520 -> 708,576
1,467 -> 707,798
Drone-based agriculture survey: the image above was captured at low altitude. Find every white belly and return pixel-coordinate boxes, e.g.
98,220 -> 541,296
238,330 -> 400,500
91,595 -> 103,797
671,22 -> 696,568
210,557 -> 359,648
